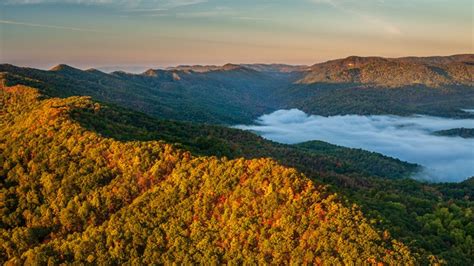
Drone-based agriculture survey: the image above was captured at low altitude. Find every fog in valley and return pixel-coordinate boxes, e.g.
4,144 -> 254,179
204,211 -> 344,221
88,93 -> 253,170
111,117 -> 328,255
236,109 -> 474,182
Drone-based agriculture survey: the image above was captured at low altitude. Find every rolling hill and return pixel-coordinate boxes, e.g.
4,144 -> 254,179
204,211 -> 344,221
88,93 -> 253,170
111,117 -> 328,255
1,55 -> 473,264
1,54 -> 473,126
0,84 -> 416,264
298,54 -> 473,87
0,63 -> 291,124
1,79 -> 473,264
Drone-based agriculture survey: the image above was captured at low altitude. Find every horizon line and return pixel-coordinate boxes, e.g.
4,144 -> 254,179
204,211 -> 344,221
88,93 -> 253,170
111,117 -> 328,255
1,52 -> 472,72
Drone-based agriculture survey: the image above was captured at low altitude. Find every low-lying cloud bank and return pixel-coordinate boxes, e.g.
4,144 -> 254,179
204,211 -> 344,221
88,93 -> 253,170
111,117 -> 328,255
235,109 -> 474,182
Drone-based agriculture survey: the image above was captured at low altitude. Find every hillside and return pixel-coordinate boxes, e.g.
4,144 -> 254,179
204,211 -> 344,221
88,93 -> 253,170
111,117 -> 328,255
298,55 -> 474,87
72,96 -> 474,264
167,64 -> 308,73
280,84 -> 474,118
72,99 -> 418,180
2,54 -> 474,125
1,81 -> 473,264
0,63 -> 291,124
0,85 -> 415,264
434,128 -> 474,138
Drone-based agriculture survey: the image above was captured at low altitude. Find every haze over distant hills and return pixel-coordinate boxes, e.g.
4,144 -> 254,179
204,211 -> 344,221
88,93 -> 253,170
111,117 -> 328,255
167,64 -> 309,73
101,54 -> 474,86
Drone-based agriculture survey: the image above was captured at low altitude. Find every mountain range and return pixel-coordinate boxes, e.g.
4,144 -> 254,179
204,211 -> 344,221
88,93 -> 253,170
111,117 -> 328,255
1,54 -> 473,264
1,54 -> 473,125
298,54 -> 473,86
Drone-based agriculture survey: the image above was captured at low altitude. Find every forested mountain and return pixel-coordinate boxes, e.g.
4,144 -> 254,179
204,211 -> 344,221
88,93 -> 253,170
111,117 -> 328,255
298,54 -> 473,87
0,63 -> 292,124
73,96 -> 474,264
167,64 -> 308,73
280,84 -> 474,118
1,55 -> 473,264
398,54 -> 474,65
1,81 -> 473,264
285,54 -> 474,118
434,128 -> 474,138
1,54 -> 473,126
1,84 -> 416,264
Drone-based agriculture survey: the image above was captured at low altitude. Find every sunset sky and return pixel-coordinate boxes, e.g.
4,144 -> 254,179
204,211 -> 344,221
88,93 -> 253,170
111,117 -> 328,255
0,0 -> 472,70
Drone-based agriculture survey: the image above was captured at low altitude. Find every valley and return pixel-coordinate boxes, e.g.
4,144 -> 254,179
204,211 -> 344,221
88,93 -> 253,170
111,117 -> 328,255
1,54 -> 473,126
1,54 -> 473,264
236,109 -> 474,182
2,0 -> 472,264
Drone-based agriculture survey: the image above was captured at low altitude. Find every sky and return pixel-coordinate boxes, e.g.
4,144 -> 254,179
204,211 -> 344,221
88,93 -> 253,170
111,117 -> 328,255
0,0 -> 473,69
236,109 -> 474,182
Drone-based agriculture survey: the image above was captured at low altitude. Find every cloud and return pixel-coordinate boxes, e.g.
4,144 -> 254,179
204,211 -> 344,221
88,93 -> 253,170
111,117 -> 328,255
176,10 -> 227,18
236,109 -> 474,182
0,19 -> 102,32
127,8 -> 168,12
2,0 -> 209,19
3,0 -> 208,9
309,0 -> 401,36
164,0 -> 207,8
3,0 -> 115,4
175,6 -> 271,21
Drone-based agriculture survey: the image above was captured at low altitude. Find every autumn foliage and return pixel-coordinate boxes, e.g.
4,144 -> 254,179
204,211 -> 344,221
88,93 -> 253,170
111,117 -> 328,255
0,85 -> 414,264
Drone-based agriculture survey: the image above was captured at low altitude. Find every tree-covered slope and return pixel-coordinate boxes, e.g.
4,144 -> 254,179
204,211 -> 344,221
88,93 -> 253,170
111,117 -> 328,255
434,128 -> 474,138
279,84 -> 474,118
1,83 -> 473,264
0,64 -> 294,124
71,98 -> 418,180
2,54 -> 474,126
0,85 -> 415,264
70,91 -> 474,264
298,55 -> 474,87
295,141 -> 417,179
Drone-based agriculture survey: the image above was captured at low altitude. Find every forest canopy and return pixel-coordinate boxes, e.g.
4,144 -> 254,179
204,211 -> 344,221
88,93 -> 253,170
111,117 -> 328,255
1,82 -> 473,264
0,85 -> 416,264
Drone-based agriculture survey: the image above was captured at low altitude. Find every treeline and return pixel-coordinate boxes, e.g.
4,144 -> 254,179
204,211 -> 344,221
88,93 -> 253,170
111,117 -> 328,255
281,84 -> 474,119
434,127 -> 474,138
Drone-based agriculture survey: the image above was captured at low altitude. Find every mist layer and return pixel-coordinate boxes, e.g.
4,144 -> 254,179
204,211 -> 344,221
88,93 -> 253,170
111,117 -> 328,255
236,109 -> 474,182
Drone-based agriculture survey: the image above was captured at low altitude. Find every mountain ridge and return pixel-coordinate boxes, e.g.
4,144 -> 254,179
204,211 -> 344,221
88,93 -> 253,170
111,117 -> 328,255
299,54 -> 474,86
0,83 -> 416,264
1,79 -> 473,264
1,54 -> 473,125
45,54 -> 473,75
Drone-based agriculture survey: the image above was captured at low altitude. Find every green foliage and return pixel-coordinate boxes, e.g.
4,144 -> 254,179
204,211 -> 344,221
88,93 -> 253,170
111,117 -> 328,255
281,84 -> 474,118
68,87 -> 474,264
71,99 -> 418,180
296,140 -> 417,179
434,128 -> 474,138
416,203 -> 473,264
1,73 -> 473,264
0,85 -> 414,264
0,64 -> 290,124
2,61 -> 474,128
